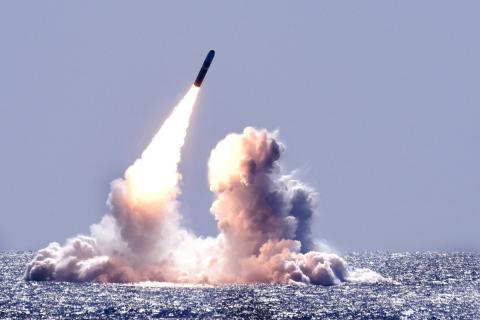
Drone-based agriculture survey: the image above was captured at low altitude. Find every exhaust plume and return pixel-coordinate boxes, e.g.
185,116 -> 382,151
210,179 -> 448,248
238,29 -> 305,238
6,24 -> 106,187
26,89 -> 383,285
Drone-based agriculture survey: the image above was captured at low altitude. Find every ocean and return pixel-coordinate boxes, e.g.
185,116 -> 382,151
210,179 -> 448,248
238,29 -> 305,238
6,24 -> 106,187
1,251 -> 479,319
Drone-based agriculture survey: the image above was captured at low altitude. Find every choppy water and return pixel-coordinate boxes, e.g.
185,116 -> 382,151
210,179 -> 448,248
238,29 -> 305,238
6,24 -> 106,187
1,252 -> 479,319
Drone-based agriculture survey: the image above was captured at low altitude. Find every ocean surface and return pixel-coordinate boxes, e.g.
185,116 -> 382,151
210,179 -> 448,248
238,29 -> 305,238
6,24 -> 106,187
1,251 -> 479,319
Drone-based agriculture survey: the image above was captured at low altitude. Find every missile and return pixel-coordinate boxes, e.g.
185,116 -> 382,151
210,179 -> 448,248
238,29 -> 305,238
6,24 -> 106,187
194,50 -> 215,87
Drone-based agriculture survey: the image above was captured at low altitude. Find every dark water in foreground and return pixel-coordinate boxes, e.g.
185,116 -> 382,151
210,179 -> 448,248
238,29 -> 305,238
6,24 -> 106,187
1,252 -> 479,319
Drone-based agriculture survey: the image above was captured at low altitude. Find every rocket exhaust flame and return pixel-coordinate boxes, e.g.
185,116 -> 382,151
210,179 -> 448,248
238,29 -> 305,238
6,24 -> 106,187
126,86 -> 199,204
25,52 -> 384,285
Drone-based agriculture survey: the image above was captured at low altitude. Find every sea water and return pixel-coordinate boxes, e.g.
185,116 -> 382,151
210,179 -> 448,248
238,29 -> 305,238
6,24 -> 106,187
1,252 -> 479,319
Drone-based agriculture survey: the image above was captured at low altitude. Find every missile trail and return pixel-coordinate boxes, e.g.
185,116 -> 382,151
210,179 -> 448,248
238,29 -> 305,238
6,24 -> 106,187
126,49 -> 215,203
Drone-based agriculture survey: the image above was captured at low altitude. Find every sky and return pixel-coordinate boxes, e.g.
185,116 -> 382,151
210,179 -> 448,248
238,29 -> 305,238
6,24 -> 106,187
0,1 -> 478,252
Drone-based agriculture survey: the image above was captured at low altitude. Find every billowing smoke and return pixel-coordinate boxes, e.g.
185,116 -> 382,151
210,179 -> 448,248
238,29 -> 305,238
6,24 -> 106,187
25,88 -> 384,285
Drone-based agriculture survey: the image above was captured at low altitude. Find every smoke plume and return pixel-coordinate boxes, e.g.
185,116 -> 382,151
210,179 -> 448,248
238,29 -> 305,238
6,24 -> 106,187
26,88 -> 383,285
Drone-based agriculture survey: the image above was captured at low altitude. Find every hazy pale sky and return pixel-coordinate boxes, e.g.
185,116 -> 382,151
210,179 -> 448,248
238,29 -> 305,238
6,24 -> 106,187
0,1 -> 478,251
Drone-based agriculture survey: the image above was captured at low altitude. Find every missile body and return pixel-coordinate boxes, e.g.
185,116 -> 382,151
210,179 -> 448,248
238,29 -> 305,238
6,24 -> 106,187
194,50 -> 215,87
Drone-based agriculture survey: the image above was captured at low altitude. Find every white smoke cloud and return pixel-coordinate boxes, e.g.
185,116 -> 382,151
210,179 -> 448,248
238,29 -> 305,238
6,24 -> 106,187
25,91 -> 384,285
203,127 -> 384,285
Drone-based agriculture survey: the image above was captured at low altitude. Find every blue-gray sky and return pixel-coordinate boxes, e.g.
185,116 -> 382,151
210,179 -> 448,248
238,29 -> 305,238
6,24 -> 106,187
0,1 -> 478,251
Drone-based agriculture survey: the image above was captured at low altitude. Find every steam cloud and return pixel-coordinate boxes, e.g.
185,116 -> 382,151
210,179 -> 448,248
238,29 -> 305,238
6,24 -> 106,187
26,88 -> 383,285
